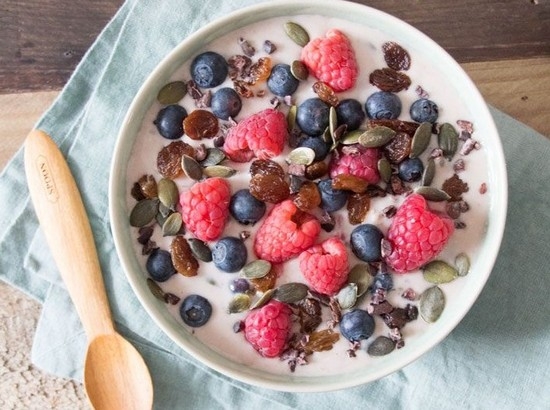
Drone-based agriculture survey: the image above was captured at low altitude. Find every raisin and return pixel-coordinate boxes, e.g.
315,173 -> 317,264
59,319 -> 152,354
347,192 -> 370,224
137,174 -> 158,199
312,81 -> 339,106
249,159 -> 286,179
183,109 -> 219,140
170,235 -> 199,277
250,57 -> 272,83
305,161 -> 329,180
382,42 -> 411,71
384,132 -> 411,164
293,181 -> 321,211
332,174 -> 368,193
369,68 -> 411,93
157,141 -> 196,179
368,119 -> 419,137
249,173 -> 289,203
251,265 -> 279,292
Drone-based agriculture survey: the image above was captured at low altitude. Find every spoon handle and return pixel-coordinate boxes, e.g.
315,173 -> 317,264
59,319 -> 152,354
24,129 -> 114,340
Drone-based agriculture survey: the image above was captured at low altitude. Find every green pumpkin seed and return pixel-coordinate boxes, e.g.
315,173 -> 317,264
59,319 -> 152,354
341,129 -> 363,145
162,212 -> 183,236
241,259 -> 272,279
287,105 -> 297,131
455,253 -> 470,276
336,283 -> 358,309
329,106 -> 337,137
181,154 -> 203,181
377,157 -> 392,184
158,202 -> 172,218
410,122 -> 432,158
421,157 -> 436,186
200,148 -> 226,167
358,126 -> 396,148
288,147 -> 316,166
146,278 -> 166,301
367,336 -> 396,356
203,165 -> 236,178
157,81 -> 187,105
414,186 -> 451,202
423,260 -> 458,284
250,288 -> 276,309
284,22 -> 310,47
188,238 -> 212,262
291,60 -> 308,80
347,263 -> 373,297
438,123 -> 459,159
129,198 -> 159,227
274,282 -> 309,303
157,178 -> 179,210
419,286 -> 445,323
227,294 -> 251,314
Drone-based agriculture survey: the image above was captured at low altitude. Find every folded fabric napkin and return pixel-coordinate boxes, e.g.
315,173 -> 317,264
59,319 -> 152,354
1,0 -> 549,408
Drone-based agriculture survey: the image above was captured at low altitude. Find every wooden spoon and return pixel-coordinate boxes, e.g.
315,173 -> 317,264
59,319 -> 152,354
24,129 -> 153,410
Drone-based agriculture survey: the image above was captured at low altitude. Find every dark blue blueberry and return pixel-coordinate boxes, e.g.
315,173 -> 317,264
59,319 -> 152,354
318,179 -> 348,213
229,278 -> 251,294
153,104 -> 187,139
365,91 -> 402,120
267,63 -> 300,96
212,237 -> 248,273
298,136 -> 330,161
371,273 -> 393,292
336,99 -> 365,131
211,87 -> 242,120
146,249 -> 176,282
229,189 -> 266,225
296,98 -> 330,136
398,157 -> 424,182
350,224 -> 384,262
179,294 -> 212,327
190,51 -> 228,88
340,309 -> 375,342
410,98 -> 439,123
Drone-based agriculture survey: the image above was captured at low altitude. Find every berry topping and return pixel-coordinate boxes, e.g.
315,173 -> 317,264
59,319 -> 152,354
365,91 -> 402,120
299,237 -> 349,295
410,98 -> 439,123
244,300 -> 291,357
398,157 -> 424,182
190,51 -> 228,88
267,63 -> 300,96
296,98 -> 330,136
317,178 -> 348,213
301,29 -> 358,92
350,224 -> 385,262
298,136 -> 330,162
153,104 -> 188,140
339,309 -> 375,342
336,98 -> 366,131
146,249 -> 176,282
212,236 -> 248,273
385,194 -> 454,273
329,145 -> 380,184
229,189 -> 266,225
253,199 -> 321,263
180,294 -> 212,327
211,87 -> 242,120
179,177 -> 231,242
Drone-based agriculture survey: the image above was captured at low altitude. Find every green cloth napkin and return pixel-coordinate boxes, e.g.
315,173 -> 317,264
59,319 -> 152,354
1,0 -> 550,408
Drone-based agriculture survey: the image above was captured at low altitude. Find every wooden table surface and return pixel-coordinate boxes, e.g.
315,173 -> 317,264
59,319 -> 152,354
0,0 -> 549,406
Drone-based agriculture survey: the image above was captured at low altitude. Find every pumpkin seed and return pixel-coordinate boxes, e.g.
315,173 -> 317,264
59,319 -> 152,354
200,148 -> 226,167
181,154 -> 203,181
284,22 -> 310,47
250,288 -> 276,309
227,293 -> 251,314
336,283 -> 358,309
274,282 -> 309,303
157,178 -> 179,210
419,286 -> 445,323
129,198 -> 159,227
146,278 -> 166,301
287,105 -> 297,131
341,129 -> 362,145
157,202 -> 172,218
347,263 -> 373,297
421,157 -> 436,186
438,123 -> 459,159
188,238 -> 212,262
329,106 -> 337,138
377,157 -> 392,184
290,60 -> 308,80
288,147 -> 316,166
241,259 -> 271,279
157,81 -> 187,105
161,212 -> 183,237
203,165 -> 236,178
423,260 -> 458,284
367,336 -> 396,356
410,122 -> 432,158
414,186 -> 451,202
455,252 -> 470,276
358,126 -> 396,148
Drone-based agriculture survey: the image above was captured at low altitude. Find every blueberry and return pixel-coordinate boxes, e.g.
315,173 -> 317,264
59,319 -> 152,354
365,91 -> 402,119
398,157 -> 424,182
179,294 -> 212,327
190,51 -> 228,88
410,98 -> 439,123
267,63 -> 300,96
336,99 -> 365,131
212,237 -> 248,273
229,189 -> 266,225
296,98 -> 330,136
229,278 -> 250,293
153,104 -> 188,139
340,309 -> 375,342
211,87 -> 242,120
318,179 -> 348,213
350,224 -> 384,262
298,136 -> 330,161
371,273 -> 393,292
146,249 -> 176,282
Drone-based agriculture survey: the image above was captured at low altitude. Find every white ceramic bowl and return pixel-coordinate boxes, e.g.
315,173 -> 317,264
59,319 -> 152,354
109,0 -> 507,392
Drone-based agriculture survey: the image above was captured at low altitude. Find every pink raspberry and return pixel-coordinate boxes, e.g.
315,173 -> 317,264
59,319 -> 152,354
254,199 -> 321,263
301,29 -> 358,92
385,194 -> 455,273
179,177 -> 230,242
244,300 -> 291,358
223,108 -> 288,162
299,237 -> 349,295
329,145 -> 380,184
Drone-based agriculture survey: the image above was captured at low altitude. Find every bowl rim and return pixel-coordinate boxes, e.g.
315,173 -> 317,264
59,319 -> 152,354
109,0 -> 508,392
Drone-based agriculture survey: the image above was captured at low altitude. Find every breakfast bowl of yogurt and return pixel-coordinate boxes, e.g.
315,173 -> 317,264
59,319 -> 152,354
109,0 -> 507,392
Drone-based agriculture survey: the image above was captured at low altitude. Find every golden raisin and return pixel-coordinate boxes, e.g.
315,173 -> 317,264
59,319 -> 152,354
332,174 -> 368,193
157,141 -> 196,179
250,57 -> 272,83
384,132 -> 411,164
251,265 -> 279,292
170,235 -> 199,277
312,81 -> 339,106
183,109 -> 219,140
250,159 -> 286,179
347,193 -> 371,224
249,173 -> 289,204
293,181 -> 321,211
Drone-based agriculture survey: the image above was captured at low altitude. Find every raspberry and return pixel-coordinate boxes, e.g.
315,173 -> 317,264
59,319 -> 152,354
300,29 -> 358,92
299,237 -> 349,295
385,194 -> 454,273
179,177 -> 230,242
329,145 -> 380,184
223,108 -> 288,162
244,300 -> 291,358
253,199 -> 321,263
